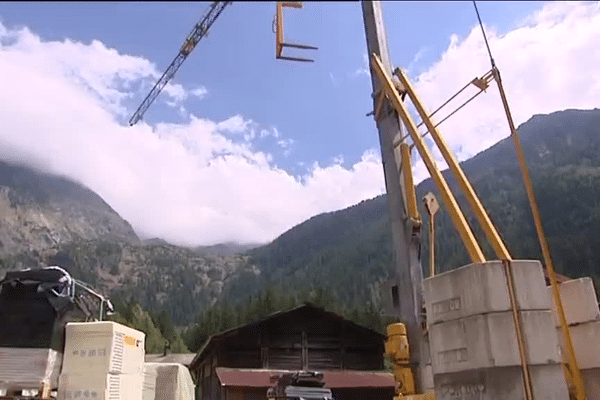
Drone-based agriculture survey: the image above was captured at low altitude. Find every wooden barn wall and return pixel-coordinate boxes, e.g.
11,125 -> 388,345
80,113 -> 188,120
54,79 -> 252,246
192,308 -> 387,400
218,310 -> 384,371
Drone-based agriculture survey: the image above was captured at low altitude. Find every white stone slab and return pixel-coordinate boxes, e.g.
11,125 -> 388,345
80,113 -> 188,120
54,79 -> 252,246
429,310 -> 561,374
557,320 -> 600,370
423,260 -> 550,325
433,364 -> 569,400
547,277 -> 600,327
63,321 -> 145,376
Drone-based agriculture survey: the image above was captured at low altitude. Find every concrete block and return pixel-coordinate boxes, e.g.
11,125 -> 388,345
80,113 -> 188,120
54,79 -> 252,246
420,364 -> 434,392
556,320 -> 600,370
0,348 -> 62,390
583,368 -> 600,400
63,322 -> 145,376
57,372 -> 143,400
547,277 -> 600,327
423,260 -> 550,325
430,310 -> 561,374
433,364 -> 569,400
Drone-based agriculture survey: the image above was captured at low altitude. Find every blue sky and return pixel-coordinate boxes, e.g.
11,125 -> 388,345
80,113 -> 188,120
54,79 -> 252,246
1,2 -> 599,245
0,1 -> 542,173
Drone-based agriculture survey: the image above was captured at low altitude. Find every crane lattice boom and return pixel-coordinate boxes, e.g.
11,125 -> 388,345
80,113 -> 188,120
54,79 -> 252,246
128,1 -> 231,126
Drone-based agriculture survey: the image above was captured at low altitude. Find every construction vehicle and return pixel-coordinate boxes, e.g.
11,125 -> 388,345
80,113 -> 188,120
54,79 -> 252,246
0,267 -> 114,398
0,266 -> 197,400
267,371 -> 333,400
362,1 -> 599,399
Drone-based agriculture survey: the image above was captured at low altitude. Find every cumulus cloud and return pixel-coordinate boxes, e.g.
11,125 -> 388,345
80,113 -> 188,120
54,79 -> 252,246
411,1 -> 600,167
0,21 -> 385,246
351,53 -> 369,78
191,86 -> 208,99
260,127 -> 279,139
1,1 -> 598,246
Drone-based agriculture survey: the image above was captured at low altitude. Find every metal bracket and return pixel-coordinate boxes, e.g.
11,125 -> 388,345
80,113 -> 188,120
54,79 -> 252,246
275,2 -> 318,62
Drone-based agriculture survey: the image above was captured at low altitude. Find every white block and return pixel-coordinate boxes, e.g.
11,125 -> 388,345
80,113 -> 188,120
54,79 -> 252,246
433,364 -> 569,400
430,310 -> 561,374
424,260 -> 550,324
420,364 -> 434,392
547,277 -> 600,327
142,363 -> 195,400
557,320 -> 600,370
63,322 -> 145,375
142,364 -> 158,400
57,373 -> 142,400
583,368 -> 600,400
0,348 -> 62,390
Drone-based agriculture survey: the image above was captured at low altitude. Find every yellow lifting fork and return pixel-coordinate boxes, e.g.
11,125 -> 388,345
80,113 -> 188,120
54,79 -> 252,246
275,2 -> 318,62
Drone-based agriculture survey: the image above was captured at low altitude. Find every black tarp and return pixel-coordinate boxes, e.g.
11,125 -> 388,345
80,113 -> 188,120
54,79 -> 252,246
0,267 -> 86,351
1,267 -> 72,286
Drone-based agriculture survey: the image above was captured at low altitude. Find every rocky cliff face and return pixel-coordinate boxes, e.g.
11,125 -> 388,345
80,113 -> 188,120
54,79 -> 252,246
0,159 -> 254,325
0,160 -> 139,257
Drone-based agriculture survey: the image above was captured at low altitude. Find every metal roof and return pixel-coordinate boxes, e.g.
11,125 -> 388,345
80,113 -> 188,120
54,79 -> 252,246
145,353 -> 196,366
190,302 -> 385,370
215,368 -> 395,389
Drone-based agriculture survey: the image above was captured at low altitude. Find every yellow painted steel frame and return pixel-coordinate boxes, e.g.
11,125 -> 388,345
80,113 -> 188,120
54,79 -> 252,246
371,53 -> 485,264
276,2 -> 303,58
396,395 -> 435,400
374,54 -> 539,396
393,66 -> 512,261
386,324 -> 436,400
503,259 -> 534,399
493,66 -> 587,400
399,143 -> 420,226
423,193 -> 439,277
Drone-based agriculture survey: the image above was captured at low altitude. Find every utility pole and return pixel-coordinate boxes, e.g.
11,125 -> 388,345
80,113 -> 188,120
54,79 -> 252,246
361,1 -> 425,391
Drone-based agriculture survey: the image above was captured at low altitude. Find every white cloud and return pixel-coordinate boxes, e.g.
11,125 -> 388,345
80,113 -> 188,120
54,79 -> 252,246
260,127 -> 280,139
351,53 -> 369,78
277,138 -> 295,157
329,71 -> 338,86
0,21 -> 386,246
2,1 -> 597,246
410,1 -> 600,171
191,86 -> 208,99
162,82 -> 187,103
406,46 -> 428,77
277,138 -> 294,149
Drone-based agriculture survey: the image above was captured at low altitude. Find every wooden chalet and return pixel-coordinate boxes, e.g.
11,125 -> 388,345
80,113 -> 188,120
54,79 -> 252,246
189,303 -> 394,400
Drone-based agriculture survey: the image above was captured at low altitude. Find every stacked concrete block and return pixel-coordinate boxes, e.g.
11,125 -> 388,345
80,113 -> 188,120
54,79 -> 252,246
0,348 -> 62,394
548,277 -> 600,398
57,322 -> 145,400
423,260 -> 569,400
141,363 -> 195,400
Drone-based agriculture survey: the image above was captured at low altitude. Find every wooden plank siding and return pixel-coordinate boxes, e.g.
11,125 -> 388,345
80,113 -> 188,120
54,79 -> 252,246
190,304 -> 387,400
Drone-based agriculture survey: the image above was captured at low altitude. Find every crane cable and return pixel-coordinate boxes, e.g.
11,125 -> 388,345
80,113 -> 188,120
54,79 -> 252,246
472,0 -> 495,68
472,2 -> 587,399
472,3 -> 534,399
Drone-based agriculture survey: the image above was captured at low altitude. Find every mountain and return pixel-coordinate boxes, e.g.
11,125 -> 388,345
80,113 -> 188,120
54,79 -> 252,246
0,160 -> 140,257
2,108 -> 600,328
194,242 -> 263,256
222,108 -> 600,311
0,161 -> 249,325
142,238 -> 173,246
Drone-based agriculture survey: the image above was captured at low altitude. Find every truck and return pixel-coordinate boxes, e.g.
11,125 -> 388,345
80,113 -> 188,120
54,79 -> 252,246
0,266 -> 196,400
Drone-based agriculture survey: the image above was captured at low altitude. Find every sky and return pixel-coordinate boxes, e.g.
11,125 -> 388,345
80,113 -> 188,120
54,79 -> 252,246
0,1 -> 599,246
